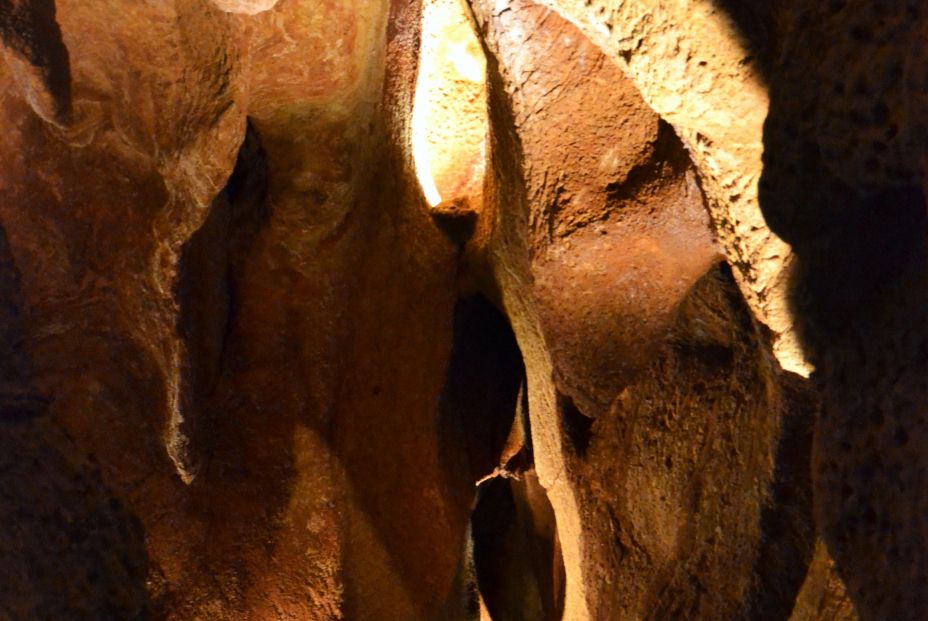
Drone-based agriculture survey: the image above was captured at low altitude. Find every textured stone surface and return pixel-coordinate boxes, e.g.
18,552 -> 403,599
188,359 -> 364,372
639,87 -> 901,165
0,0 -> 71,124
0,194 -> 148,619
1,0 -> 468,618
0,416 -> 149,620
789,542 -> 857,621
0,0 -> 903,619
527,0 -> 808,376
411,0 -> 487,206
468,1 -> 853,619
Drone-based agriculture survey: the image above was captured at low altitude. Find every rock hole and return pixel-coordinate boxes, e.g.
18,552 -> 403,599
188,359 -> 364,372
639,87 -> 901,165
171,121 -> 269,480
439,295 -> 528,486
559,393 -> 593,458
439,295 -> 558,619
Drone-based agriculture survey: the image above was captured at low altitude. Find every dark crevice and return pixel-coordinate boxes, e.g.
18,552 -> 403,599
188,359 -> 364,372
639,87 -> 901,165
174,121 -> 269,475
437,294 -> 568,621
437,295 -> 526,484
0,222 -> 44,422
0,0 -> 72,121
435,292 -> 528,609
558,392 -> 593,459
740,372 -> 818,620
471,472 -> 566,621
708,0 -> 787,82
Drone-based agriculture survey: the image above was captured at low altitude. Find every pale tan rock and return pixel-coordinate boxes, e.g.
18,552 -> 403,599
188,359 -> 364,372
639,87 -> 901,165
411,0 -> 487,206
789,541 -> 858,621
211,0 -> 278,15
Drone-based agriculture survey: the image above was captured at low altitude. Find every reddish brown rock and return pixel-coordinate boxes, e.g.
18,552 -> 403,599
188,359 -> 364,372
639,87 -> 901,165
0,416 -> 149,620
1,0 -> 469,617
0,194 -> 147,620
0,0 -> 899,619
470,1 -> 854,619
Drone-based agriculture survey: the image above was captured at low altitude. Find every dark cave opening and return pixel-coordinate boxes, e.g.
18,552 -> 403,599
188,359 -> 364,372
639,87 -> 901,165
436,294 -> 565,620
471,472 -> 566,621
173,121 -> 269,479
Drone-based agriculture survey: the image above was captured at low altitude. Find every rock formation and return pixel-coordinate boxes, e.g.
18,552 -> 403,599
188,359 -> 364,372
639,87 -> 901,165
0,0 -> 922,619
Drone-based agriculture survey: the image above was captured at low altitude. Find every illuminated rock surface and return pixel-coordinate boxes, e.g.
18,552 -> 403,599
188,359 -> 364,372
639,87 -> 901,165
0,0 -> 922,620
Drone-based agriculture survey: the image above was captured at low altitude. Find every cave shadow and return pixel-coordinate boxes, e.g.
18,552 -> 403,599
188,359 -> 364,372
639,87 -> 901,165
0,213 -> 150,617
158,118 -> 328,617
0,220 -> 39,418
434,294 -> 528,618
706,0 -> 785,84
739,372 -> 817,620
0,0 -> 72,120
707,0 -> 928,617
435,295 -> 525,498
436,295 -> 567,621
175,119 -> 270,478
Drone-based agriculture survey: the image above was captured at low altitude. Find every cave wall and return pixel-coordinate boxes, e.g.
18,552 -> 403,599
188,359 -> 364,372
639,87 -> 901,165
468,3 -> 851,619
515,1 -> 927,620
0,0 -> 923,620
1,0 -> 468,618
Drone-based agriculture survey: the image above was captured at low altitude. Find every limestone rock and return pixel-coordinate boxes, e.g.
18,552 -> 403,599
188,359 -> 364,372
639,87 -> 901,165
470,1 -> 853,619
0,0 -> 903,619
